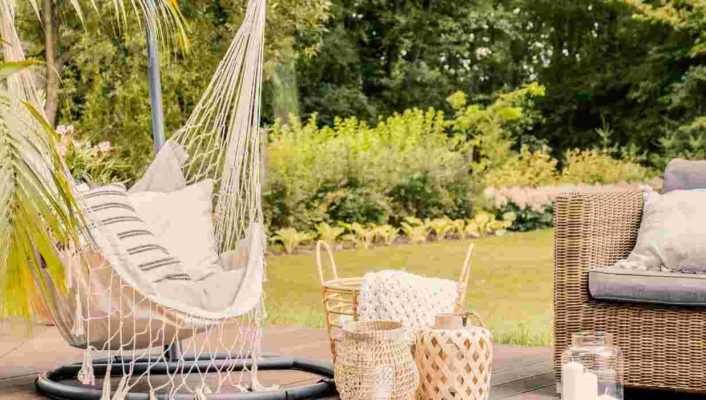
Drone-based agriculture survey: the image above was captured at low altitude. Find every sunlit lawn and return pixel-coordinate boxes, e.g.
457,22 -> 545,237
265,229 -> 554,346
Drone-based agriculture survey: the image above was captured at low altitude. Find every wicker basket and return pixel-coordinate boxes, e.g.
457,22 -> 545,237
415,312 -> 493,400
316,241 -> 474,361
335,320 -> 419,400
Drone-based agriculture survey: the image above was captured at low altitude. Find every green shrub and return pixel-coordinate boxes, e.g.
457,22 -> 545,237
315,223 -> 344,247
464,212 -> 513,238
373,224 -> 399,246
320,184 -> 390,226
58,125 -> 132,185
500,203 -> 553,232
655,119 -> 706,169
389,173 -> 444,221
483,146 -> 558,188
265,110 -> 470,231
340,222 -> 377,249
561,149 -> 652,184
400,217 -> 430,244
428,217 -> 456,240
271,228 -> 314,254
449,219 -> 466,239
447,82 -> 546,177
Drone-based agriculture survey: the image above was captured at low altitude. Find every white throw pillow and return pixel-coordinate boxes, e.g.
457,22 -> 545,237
81,184 -> 191,284
129,180 -> 222,280
615,190 -> 706,272
129,141 -> 189,194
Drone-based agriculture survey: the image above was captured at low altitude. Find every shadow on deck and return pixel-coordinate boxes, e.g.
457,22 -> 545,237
0,325 -> 701,399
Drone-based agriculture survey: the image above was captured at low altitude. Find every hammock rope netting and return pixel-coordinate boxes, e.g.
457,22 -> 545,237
0,0 -> 331,398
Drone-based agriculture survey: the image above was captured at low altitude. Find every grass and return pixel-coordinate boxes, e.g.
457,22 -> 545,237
265,229 -> 554,346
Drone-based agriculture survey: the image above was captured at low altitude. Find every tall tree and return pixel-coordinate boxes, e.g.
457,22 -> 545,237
622,0 -> 706,163
16,0 -> 188,127
296,0 -> 534,125
297,0 -> 706,167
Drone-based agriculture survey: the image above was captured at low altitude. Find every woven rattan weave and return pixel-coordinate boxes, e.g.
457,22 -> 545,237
415,312 -> 493,400
335,320 -> 419,400
316,241 -> 473,361
554,191 -> 706,393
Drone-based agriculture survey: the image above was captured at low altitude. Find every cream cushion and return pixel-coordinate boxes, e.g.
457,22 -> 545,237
615,190 -> 706,272
129,180 -> 222,281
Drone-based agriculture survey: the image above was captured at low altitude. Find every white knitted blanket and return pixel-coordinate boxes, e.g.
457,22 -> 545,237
358,270 -> 459,332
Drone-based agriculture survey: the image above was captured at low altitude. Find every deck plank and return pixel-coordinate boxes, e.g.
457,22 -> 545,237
0,325 -> 701,399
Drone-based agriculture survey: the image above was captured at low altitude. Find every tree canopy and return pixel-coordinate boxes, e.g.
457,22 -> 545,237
296,0 -> 706,166
6,0 -> 705,176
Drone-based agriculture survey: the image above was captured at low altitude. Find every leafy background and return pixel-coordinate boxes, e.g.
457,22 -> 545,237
6,0 -> 698,241
13,0 -> 706,176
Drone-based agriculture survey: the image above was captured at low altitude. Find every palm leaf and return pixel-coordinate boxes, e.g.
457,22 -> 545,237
110,0 -> 189,50
21,0 -> 188,50
0,60 -> 41,80
0,62 -> 83,319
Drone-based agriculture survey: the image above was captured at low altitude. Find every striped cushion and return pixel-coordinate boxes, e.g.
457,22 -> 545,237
129,180 -> 221,281
82,184 -> 191,283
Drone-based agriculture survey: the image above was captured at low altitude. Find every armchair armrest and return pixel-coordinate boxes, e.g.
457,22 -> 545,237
554,191 -> 643,300
553,191 -> 643,376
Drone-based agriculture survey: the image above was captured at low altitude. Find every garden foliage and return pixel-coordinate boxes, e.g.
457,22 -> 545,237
67,81 -> 655,248
260,82 -> 655,250
265,83 -> 544,233
13,0 -> 705,180
265,110 -> 468,230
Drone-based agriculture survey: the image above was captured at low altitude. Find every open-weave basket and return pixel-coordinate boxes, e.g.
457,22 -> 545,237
415,312 -> 493,400
316,241 -> 474,361
335,320 -> 419,400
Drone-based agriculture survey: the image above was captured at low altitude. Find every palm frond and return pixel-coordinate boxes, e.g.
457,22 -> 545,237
113,0 -> 189,50
20,0 -> 188,50
0,62 -> 83,319
0,60 -> 41,79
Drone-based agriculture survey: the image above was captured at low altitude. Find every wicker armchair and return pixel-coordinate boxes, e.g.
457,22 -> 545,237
554,191 -> 706,393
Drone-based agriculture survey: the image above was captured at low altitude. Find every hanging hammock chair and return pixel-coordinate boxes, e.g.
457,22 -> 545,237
0,0 -> 335,398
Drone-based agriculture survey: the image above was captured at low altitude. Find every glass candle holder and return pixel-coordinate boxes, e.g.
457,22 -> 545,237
561,332 -> 623,400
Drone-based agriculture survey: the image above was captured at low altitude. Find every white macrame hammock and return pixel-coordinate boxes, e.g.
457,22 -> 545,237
1,0 -> 274,397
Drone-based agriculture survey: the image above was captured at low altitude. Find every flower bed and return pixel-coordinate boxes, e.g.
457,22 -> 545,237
483,182 -> 656,232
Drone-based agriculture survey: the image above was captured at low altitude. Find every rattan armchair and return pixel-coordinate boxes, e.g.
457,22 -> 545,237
554,191 -> 706,393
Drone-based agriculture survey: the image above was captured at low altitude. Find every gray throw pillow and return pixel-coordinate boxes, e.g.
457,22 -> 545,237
663,159 -> 706,192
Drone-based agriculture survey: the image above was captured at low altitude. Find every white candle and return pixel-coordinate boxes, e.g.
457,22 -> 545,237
597,395 -> 618,400
561,362 -> 584,400
582,371 -> 598,400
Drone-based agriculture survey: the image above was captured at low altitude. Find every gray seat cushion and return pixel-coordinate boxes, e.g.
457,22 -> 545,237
663,159 -> 706,192
589,268 -> 706,306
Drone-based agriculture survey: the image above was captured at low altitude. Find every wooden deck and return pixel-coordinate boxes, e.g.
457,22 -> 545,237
0,325 -> 702,399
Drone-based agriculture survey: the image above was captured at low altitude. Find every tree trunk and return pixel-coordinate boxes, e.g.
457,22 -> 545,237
43,0 -> 60,126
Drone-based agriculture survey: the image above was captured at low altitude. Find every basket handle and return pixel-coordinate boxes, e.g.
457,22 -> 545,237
315,241 -> 339,285
463,310 -> 486,328
454,242 -> 474,313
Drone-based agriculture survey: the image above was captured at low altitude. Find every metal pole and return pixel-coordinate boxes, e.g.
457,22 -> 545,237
164,341 -> 183,362
146,25 -> 166,152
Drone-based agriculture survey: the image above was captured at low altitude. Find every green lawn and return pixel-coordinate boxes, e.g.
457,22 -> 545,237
265,229 -> 554,346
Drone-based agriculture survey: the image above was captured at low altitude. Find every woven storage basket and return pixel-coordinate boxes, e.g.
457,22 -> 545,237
316,241 -> 474,361
415,312 -> 493,400
335,320 -> 419,400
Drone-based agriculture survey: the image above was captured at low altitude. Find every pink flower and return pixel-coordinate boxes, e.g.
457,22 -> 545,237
485,182 -> 651,212
97,141 -> 112,153
56,125 -> 74,136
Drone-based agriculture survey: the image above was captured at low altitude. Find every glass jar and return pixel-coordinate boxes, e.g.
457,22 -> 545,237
560,332 -> 623,400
